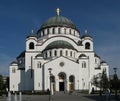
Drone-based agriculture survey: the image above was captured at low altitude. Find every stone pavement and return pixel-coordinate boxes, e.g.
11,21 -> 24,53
0,92 -> 119,101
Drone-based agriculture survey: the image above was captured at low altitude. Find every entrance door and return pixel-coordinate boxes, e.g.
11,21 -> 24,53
59,82 -> 64,91
58,72 -> 66,91
69,84 -> 74,91
69,75 -> 75,91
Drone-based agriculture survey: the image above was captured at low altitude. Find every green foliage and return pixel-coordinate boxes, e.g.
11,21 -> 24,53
101,70 -> 109,90
92,70 -> 110,92
0,75 -> 4,90
92,76 -> 99,87
0,74 -> 4,96
110,74 -> 119,90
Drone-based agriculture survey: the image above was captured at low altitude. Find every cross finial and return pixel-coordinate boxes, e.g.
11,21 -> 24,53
56,8 -> 60,16
85,29 -> 88,34
31,29 -> 34,34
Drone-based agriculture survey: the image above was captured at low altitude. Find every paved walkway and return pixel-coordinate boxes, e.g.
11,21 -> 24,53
0,92 -> 119,101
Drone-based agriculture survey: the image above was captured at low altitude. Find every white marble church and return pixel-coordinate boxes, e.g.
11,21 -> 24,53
9,8 -> 109,93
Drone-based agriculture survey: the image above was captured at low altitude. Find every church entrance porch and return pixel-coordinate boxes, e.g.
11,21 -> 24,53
58,72 -> 66,91
69,75 -> 75,91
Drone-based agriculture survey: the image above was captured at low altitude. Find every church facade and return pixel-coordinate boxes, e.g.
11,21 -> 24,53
9,8 -> 109,93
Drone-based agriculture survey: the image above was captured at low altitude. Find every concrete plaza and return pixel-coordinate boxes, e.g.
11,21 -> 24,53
0,92 -> 119,101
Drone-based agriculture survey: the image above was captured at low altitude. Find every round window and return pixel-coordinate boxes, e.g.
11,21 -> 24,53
59,62 -> 64,67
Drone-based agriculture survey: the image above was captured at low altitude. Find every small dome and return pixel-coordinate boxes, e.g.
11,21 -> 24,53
101,61 -> 108,66
27,33 -> 37,38
81,34 -> 92,39
44,40 -> 75,51
81,29 -> 92,39
40,15 -> 76,29
11,61 -> 18,65
101,61 -> 107,64
27,29 -> 37,38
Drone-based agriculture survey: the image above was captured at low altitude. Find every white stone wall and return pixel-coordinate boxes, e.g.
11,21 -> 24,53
44,57 -> 79,91
34,60 -> 44,91
9,64 -> 20,91
78,58 -> 90,90
9,20 -> 109,93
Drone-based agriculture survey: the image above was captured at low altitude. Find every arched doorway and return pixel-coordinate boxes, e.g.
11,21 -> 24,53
69,75 -> 75,91
58,72 -> 66,91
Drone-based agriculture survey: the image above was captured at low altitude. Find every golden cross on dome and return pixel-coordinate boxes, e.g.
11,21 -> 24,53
56,8 -> 61,16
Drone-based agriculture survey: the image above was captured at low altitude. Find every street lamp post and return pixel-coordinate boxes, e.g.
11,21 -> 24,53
99,80 -> 102,96
113,67 -> 117,74
113,67 -> 118,99
48,68 -> 52,101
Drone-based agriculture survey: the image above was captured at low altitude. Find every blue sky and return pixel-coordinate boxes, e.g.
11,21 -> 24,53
0,0 -> 120,78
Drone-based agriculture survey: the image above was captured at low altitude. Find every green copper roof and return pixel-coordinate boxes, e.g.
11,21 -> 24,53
44,40 -> 75,50
41,15 -> 76,29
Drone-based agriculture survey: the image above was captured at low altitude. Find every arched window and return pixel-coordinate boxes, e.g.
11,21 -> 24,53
29,42 -> 34,49
47,28 -> 49,35
58,72 -> 66,80
37,62 -> 41,68
12,68 -> 16,73
70,51 -> 72,57
74,30 -> 75,36
50,51 -> 52,57
85,42 -> 90,49
69,29 -> 71,34
58,28 -> 61,34
53,28 -> 55,34
43,30 -> 45,36
54,50 -> 57,56
44,52 -> 47,58
64,28 -> 66,34
39,32 -> 41,37
82,61 -> 86,68
66,51 -> 68,56
60,50 -> 62,56
69,75 -> 75,91
69,75 -> 74,82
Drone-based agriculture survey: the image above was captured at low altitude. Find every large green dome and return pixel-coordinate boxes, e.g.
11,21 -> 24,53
44,40 -> 75,51
40,15 -> 76,29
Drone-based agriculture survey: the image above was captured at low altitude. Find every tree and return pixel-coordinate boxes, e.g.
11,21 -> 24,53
110,78 -> 120,92
112,74 -> 119,99
92,75 -> 99,89
101,70 -> 109,91
92,71 -> 109,95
